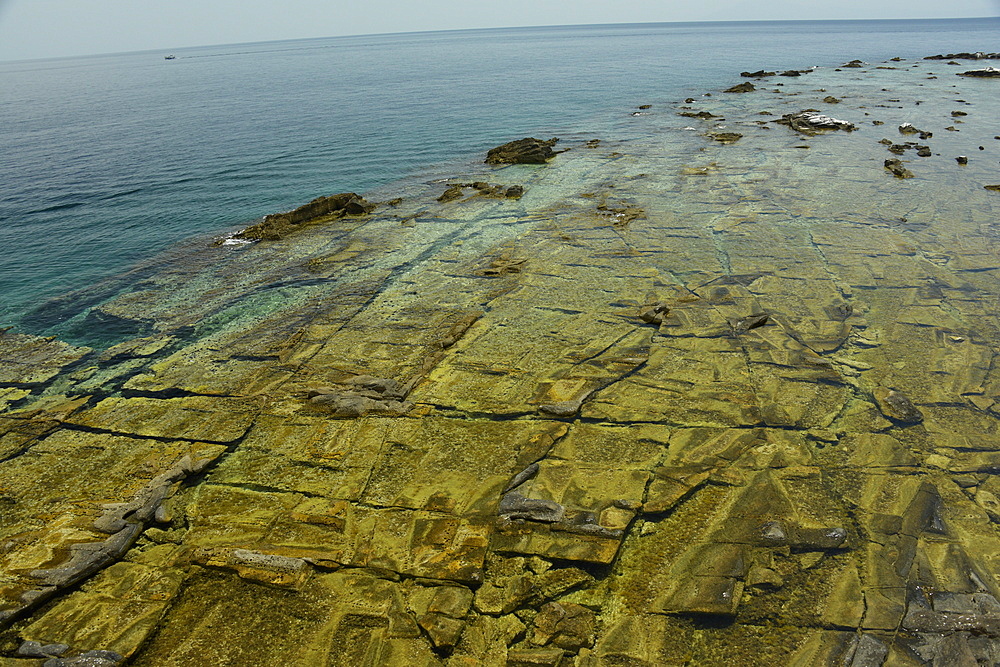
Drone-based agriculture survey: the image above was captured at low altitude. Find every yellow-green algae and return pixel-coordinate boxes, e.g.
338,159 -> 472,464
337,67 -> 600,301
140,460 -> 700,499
2,55 -> 1000,665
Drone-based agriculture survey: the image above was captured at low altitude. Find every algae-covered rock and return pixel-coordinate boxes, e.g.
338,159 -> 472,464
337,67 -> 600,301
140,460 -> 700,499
884,158 -> 914,178
709,132 -> 743,144
6,53 -> 1000,666
485,137 -> 559,164
873,386 -> 923,424
234,192 -> 374,241
724,82 -> 756,93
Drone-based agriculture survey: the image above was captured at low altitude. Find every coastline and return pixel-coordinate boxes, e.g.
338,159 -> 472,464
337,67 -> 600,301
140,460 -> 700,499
2,51 -> 1000,664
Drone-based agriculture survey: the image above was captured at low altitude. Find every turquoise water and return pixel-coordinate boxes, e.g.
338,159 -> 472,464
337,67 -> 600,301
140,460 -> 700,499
2,18 -> 999,337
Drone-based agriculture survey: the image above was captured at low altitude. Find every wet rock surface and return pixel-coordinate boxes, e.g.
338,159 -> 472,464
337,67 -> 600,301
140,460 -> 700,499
3,55 -> 1000,665
958,66 -> 1000,78
234,192 -> 374,241
485,137 -> 560,164
776,110 -> 856,134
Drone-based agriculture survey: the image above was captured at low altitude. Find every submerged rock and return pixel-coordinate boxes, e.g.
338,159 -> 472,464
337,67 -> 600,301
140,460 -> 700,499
729,313 -> 769,334
485,137 -> 559,164
16,642 -> 69,659
638,300 -> 670,325
678,110 -> 718,119
504,463 -> 541,494
873,386 -> 924,423
708,132 -> 743,144
499,492 -> 566,523
530,601 -> 596,651
538,398 -> 586,418
307,375 -> 413,417
740,70 -> 776,78
884,158 -> 914,179
438,185 -> 465,202
43,650 -> 125,666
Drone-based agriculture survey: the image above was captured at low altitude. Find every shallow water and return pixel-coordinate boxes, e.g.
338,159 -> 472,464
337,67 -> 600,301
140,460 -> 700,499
3,23 -> 1000,667
2,19 -> 1000,339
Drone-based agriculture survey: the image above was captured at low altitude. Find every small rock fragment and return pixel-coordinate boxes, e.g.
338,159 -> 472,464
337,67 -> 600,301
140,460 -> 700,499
17,642 -> 70,659
43,650 -> 125,667
437,185 -> 465,202
678,110 -> 718,120
708,132 -> 743,144
499,491 -> 565,523
884,158 -> 914,179
530,601 -> 596,651
538,399 -> 584,418
504,463 -> 540,493
873,387 -> 923,423
638,300 -> 670,325
729,313 -> 769,334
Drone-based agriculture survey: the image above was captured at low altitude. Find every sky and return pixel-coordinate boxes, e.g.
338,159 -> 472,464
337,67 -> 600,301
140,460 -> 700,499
0,0 -> 997,61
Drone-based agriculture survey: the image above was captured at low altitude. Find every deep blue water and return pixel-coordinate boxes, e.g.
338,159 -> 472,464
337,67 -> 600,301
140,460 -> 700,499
2,18 -> 999,334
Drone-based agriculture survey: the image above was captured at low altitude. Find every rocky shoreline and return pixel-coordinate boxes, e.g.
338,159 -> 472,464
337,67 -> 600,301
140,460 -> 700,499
2,52 -> 1000,665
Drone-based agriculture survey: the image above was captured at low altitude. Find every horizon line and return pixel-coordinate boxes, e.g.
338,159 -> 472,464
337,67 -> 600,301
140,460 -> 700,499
2,15 -> 997,65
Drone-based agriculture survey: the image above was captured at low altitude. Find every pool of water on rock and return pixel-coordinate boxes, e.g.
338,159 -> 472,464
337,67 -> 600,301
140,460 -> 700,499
2,56 -> 1000,665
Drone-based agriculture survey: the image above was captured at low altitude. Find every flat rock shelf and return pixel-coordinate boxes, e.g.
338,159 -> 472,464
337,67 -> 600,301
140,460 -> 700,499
3,54 -> 1000,666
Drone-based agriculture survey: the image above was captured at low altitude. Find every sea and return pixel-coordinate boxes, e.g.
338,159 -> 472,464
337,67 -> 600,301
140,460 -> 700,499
2,18 -> 999,343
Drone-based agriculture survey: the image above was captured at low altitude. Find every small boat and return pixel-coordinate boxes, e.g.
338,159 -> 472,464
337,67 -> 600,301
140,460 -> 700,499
164,55 -> 176,60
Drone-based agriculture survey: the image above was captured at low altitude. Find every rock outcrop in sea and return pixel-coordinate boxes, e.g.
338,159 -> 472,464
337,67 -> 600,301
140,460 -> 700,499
485,137 -> 560,164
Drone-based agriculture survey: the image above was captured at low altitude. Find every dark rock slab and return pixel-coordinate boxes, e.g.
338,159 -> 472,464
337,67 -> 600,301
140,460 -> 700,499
485,137 -> 559,165
236,193 -> 374,241
884,159 -> 914,179
925,52 -> 1000,60
499,491 -> 565,523
873,387 -> 923,424
777,110 -> 856,134
957,67 -> 1000,77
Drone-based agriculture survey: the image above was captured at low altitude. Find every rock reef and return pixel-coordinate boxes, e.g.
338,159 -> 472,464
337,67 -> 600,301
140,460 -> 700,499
3,53 -> 1000,666
485,138 -> 560,165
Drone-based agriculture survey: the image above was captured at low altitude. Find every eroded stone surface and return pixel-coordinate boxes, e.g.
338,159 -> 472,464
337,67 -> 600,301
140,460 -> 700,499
3,56 -> 1000,665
